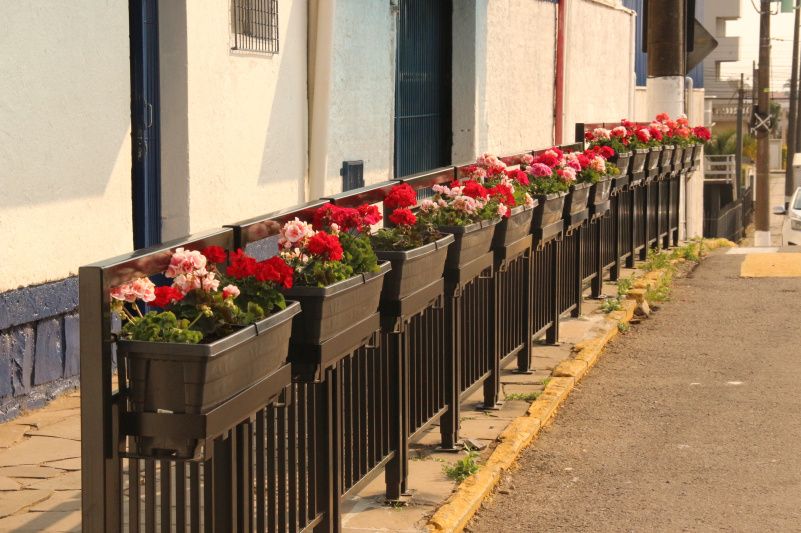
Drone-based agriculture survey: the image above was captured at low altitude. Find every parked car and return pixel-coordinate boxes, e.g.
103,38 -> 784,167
776,187 -> 801,246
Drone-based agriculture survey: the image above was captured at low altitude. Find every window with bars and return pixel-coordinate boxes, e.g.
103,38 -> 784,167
231,0 -> 279,54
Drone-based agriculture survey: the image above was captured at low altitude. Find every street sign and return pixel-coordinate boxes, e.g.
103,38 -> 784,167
686,19 -> 718,72
780,0 -> 794,14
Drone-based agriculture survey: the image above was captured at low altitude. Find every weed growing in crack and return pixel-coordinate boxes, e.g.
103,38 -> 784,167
617,321 -> 630,333
646,271 -> 673,302
600,297 -> 623,314
505,391 -> 540,402
443,446 -> 481,482
541,377 -> 551,387
643,249 -> 672,272
616,276 -> 634,298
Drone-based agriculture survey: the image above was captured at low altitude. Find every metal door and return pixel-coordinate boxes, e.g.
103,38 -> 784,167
394,0 -> 452,178
130,0 -> 162,249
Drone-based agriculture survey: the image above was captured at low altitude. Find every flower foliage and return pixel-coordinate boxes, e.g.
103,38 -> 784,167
585,114 -> 711,152
372,184 -> 442,251
111,246 -> 293,344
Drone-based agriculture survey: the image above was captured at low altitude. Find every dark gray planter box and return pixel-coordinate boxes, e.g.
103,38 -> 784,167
611,151 -> 631,176
659,145 -> 674,178
284,262 -> 391,344
590,178 -> 612,206
438,219 -> 500,270
563,182 -> 591,218
119,301 -> 300,458
375,235 -> 453,302
492,204 -> 536,249
531,192 -> 567,229
631,148 -> 649,174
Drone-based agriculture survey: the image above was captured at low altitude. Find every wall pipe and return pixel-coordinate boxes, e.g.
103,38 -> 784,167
554,0 -> 567,144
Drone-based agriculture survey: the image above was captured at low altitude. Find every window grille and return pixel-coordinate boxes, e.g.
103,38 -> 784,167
232,0 -> 279,54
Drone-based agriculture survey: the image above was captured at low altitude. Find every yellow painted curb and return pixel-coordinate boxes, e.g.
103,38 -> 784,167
426,259 -> 689,532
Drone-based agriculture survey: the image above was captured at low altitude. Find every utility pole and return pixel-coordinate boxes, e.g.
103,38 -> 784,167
785,0 -> 800,208
736,73 -> 744,197
645,0 -> 686,118
754,0 -> 772,246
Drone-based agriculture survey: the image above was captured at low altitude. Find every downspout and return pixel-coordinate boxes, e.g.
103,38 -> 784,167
554,0 -> 567,144
308,0 -> 336,200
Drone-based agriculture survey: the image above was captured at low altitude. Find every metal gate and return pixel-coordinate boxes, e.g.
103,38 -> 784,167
394,0 -> 452,178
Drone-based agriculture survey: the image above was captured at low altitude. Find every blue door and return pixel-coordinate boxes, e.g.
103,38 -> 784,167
129,0 -> 162,249
394,0 -> 452,178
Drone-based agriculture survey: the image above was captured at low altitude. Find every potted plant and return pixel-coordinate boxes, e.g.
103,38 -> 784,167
621,120 -> 653,182
113,246 -> 300,457
585,126 -> 632,178
576,146 -> 620,214
371,183 -> 454,301
523,149 -> 571,230
691,125 -> 711,166
278,204 -> 391,344
459,153 -> 538,248
415,179 -> 504,269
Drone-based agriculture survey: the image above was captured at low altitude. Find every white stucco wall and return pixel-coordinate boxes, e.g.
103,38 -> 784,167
484,0 -> 557,155
0,0 -> 133,292
453,0 -> 556,162
323,2 -> 395,192
160,0 -> 309,239
563,0 -> 636,140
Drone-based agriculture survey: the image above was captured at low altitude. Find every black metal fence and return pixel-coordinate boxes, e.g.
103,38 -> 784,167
80,129 -> 695,532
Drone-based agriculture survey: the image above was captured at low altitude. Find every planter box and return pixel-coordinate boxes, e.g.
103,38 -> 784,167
375,235 -> 454,302
492,204 -> 536,249
438,219 -> 500,269
119,301 -> 301,458
672,145 -> 684,172
590,178 -> 612,206
692,143 -> 702,164
284,262 -> 391,344
563,182 -> 592,218
612,173 -> 630,192
646,146 -> 662,171
683,144 -> 694,168
659,146 -> 674,178
611,151 -> 631,176
531,192 -> 567,229
631,148 -> 649,174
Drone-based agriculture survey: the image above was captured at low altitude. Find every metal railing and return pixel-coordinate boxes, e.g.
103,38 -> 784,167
80,128 -> 687,532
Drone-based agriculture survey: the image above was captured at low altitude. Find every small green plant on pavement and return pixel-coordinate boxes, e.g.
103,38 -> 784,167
643,249 -> 672,272
617,321 -> 630,333
443,445 -> 481,482
600,297 -> 623,314
616,276 -> 634,298
646,271 -> 673,302
505,391 -> 540,402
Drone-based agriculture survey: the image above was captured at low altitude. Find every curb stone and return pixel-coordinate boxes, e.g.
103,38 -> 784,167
426,249 -> 705,533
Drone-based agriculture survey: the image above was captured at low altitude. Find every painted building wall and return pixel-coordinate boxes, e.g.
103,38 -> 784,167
159,0 -> 309,239
0,0 -> 133,292
323,3 -> 396,191
563,0 -> 636,139
453,0 -> 557,163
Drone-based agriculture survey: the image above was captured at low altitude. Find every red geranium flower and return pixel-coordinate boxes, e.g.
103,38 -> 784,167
598,146 -> 615,159
462,180 -> 489,199
508,169 -> 529,186
536,152 -> 560,169
488,185 -> 516,210
200,246 -> 227,264
254,256 -> 294,288
152,286 -> 184,308
384,183 -> 417,210
358,204 -> 382,226
577,154 -> 591,169
227,249 -> 258,279
388,208 -> 417,226
307,232 -> 343,261
693,126 -> 711,142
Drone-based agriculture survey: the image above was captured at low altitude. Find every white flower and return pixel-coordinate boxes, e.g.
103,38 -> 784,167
592,128 -> 611,140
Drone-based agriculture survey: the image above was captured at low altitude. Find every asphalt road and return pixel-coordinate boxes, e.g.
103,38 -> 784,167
469,251 -> 801,532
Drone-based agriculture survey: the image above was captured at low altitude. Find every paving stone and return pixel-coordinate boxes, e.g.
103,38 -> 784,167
23,471 -> 81,491
14,405 -> 79,429
502,383 -> 543,397
0,436 -> 80,467
0,510 -> 81,532
42,458 -> 81,471
0,476 -> 19,490
458,418 -> 510,441
0,489 -> 51,518
63,314 -> 79,378
24,418 -> 80,441
0,422 -> 28,449
498,399 -> 532,418
29,490 -> 81,512
0,465 -> 64,479
34,319 -> 64,386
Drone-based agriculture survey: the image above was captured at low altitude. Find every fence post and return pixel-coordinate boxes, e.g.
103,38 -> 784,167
79,266 -> 121,533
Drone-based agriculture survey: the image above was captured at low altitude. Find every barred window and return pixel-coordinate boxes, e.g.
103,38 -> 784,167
232,0 -> 279,54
